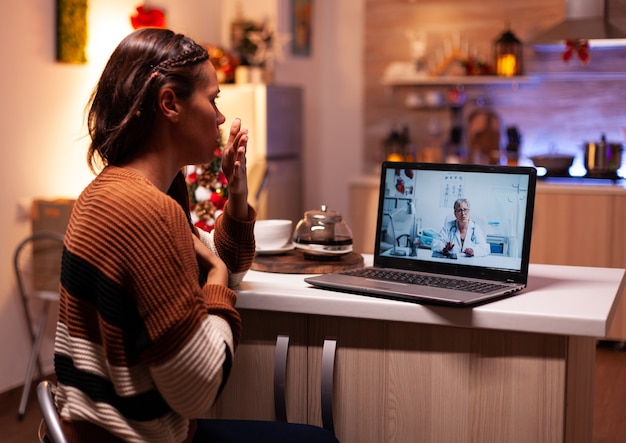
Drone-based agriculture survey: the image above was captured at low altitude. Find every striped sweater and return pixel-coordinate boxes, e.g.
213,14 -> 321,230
54,166 -> 255,442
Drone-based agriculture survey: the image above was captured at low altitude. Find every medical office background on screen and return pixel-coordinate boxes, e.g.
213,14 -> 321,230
379,168 -> 530,271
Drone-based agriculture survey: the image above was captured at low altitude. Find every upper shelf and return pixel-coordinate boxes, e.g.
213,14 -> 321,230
381,62 -> 626,86
381,62 -> 535,86
382,74 -> 536,86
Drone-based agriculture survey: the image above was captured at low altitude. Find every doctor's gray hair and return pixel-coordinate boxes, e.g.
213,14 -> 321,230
453,198 -> 470,211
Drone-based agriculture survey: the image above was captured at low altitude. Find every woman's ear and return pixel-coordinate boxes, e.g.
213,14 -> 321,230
158,87 -> 179,122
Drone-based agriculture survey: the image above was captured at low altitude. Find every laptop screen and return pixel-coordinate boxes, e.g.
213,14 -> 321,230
373,162 -> 537,284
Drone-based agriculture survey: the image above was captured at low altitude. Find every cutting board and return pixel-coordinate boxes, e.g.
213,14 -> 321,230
252,249 -> 364,274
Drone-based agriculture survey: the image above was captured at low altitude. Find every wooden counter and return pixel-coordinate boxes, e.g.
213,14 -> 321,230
349,176 -> 626,339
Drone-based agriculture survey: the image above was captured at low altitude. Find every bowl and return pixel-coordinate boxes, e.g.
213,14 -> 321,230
529,154 -> 575,175
254,219 -> 293,251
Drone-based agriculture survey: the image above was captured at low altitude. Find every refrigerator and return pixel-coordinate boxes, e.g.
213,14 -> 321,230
217,84 -> 303,224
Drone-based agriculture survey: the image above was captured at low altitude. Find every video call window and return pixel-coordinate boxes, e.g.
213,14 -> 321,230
379,168 -> 531,272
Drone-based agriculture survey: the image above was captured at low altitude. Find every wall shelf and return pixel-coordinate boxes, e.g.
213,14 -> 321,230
381,62 -> 536,87
530,72 -> 626,81
382,74 -> 535,87
382,63 -> 626,86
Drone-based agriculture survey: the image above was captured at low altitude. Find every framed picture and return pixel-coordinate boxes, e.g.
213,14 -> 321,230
291,0 -> 313,56
56,0 -> 88,63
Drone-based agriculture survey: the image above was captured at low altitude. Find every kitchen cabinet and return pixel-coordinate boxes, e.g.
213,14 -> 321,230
211,308 -> 590,442
308,316 -> 570,442
209,310 -> 308,423
531,183 -> 617,267
307,317 -> 386,441
529,182 -> 626,340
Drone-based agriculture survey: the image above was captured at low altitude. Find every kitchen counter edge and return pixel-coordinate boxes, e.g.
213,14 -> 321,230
235,255 -> 626,339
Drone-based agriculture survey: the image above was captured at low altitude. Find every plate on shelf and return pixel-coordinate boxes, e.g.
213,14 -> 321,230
256,243 -> 296,255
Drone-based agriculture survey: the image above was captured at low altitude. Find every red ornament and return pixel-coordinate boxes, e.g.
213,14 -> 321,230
131,6 -> 166,30
195,220 -> 214,233
217,171 -> 228,186
210,192 -> 227,210
562,39 -> 590,65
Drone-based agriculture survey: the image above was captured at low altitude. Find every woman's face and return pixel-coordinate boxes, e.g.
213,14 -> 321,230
454,202 -> 470,223
176,61 -> 226,166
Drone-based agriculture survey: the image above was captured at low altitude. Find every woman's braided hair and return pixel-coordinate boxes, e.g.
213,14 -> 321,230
86,28 -> 209,173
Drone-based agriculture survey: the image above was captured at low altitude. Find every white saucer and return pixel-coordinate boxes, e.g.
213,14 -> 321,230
255,242 -> 296,255
293,243 -> 352,256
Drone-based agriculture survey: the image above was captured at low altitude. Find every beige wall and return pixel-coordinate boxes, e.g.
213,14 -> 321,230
0,0 -> 228,393
0,0 -> 364,393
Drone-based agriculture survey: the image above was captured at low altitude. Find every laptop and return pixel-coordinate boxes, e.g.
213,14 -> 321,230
305,161 -> 537,306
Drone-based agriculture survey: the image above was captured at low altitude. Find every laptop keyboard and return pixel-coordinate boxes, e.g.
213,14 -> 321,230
341,268 -> 504,294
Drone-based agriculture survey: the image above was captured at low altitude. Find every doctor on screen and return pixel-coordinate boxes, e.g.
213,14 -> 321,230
431,198 -> 491,257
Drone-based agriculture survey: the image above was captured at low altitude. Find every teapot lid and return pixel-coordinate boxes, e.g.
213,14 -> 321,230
304,205 -> 343,223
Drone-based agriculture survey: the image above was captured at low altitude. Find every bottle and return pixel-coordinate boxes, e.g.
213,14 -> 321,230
445,86 -> 467,163
505,126 -> 521,166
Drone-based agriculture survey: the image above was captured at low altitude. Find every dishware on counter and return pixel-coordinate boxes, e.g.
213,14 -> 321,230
467,109 -> 501,165
255,243 -> 296,255
584,134 -> 623,178
529,153 -> 575,176
293,205 -> 353,258
254,219 -> 293,252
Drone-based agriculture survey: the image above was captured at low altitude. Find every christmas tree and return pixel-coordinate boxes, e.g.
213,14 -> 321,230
184,135 -> 228,232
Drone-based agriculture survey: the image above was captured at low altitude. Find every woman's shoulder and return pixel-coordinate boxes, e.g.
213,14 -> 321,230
77,167 -> 186,228
87,166 -> 173,201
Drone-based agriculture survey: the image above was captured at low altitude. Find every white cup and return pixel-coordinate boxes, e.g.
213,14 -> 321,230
254,219 -> 293,250
425,90 -> 444,107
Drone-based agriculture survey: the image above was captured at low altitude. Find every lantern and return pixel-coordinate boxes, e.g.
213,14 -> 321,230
494,27 -> 523,76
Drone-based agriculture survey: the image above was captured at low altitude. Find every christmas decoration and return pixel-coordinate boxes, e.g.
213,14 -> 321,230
231,17 -> 291,69
130,5 -> 166,30
562,39 -> 590,65
185,134 -> 228,233
462,56 -> 493,76
205,45 -> 239,84
494,27 -> 523,76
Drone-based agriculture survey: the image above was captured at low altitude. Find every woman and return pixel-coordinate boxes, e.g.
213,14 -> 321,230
431,198 -> 490,257
53,28 -> 336,443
